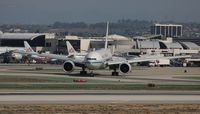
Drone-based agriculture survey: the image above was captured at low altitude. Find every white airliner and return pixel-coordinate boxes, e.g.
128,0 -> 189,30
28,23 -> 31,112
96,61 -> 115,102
24,41 -> 54,63
14,41 -> 58,63
0,47 -> 25,60
27,22 -> 191,76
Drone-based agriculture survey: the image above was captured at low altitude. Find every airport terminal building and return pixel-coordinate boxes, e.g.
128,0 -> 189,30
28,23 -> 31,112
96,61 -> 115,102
151,24 -> 182,38
0,30 -> 199,55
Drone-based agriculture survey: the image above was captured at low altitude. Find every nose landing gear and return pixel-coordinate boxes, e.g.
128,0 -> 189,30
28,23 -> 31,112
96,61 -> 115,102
112,68 -> 119,76
80,67 -> 87,75
90,71 -> 95,77
80,67 -> 95,77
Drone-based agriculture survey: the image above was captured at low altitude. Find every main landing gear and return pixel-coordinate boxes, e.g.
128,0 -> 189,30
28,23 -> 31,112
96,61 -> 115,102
89,71 -> 95,77
112,68 -> 119,76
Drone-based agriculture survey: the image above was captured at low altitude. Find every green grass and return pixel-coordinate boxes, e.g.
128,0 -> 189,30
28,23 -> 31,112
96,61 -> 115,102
174,76 -> 200,80
0,83 -> 200,90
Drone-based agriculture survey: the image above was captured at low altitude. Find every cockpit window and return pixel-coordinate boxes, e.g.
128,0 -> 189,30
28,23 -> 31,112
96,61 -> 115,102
87,58 -> 96,60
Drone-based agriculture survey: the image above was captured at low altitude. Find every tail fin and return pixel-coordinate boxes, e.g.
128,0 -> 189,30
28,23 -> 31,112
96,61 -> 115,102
66,41 -> 77,56
24,41 -> 35,53
105,22 -> 109,49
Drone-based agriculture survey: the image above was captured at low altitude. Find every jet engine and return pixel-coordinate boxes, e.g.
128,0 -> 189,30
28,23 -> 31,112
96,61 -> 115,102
63,60 -> 75,72
12,53 -> 23,60
119,62 -> 131,73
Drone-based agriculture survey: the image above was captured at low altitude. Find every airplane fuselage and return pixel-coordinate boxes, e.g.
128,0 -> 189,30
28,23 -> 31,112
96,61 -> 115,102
84,49 -> 112,70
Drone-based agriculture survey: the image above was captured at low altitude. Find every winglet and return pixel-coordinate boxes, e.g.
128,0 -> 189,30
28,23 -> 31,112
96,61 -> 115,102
24,41 -> 35,53
105,21 -> 109,49
66,41 -> 77,56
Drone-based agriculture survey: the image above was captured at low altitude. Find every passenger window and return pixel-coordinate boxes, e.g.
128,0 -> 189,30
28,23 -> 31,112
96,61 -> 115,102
87,58 -> 96,60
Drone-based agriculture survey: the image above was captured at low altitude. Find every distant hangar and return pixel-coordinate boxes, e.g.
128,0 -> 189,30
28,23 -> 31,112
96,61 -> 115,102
0,32 -> 45,47
137,40 -> 199,50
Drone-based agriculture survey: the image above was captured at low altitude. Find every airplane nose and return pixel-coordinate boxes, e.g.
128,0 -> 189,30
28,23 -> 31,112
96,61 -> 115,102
85,60 -> 103,70
85,61 -> 93,69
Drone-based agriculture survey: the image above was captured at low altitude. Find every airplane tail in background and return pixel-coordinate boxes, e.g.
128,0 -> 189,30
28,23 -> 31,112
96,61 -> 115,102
24,41 -> 36,53
66,41 -> 77,56
105,21 -> 109,49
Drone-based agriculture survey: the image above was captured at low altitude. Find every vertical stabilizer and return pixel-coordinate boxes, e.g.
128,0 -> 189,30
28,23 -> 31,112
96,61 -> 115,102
24,41 -> 35,53
105,22 -> 109,49
66,41 -> 77,56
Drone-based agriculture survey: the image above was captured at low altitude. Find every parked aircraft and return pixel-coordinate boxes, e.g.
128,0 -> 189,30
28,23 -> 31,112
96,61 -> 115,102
14,41 -> 58,63
0,47 -> 24,55
0,47 -> 25,62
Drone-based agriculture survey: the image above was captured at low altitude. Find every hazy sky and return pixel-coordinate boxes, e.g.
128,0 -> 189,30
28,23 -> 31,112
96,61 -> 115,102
0,0 -> 199,24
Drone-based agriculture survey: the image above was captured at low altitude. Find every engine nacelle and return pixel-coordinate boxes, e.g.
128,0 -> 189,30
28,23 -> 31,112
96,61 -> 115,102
119,62 -> 131,74
63,61 -> 75,73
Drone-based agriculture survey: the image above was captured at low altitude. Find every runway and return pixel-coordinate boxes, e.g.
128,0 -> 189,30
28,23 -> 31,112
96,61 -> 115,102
0,64 -> 200,104
0,90 -> 200,104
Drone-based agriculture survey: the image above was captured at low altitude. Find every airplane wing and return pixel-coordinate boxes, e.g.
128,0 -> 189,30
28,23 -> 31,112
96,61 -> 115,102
39,53 -> 85,67
164,55 -> 191,59
107,55 -> 191,66
39,53 -> 68,61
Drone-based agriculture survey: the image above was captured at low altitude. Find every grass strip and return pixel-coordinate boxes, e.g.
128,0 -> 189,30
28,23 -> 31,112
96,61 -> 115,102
0,84 -> 200,90
174,76 -> 200,80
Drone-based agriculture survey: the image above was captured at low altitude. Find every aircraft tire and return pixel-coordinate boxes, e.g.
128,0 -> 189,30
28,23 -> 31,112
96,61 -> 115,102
80,71 -> 87,75
112,72 -> 119,76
